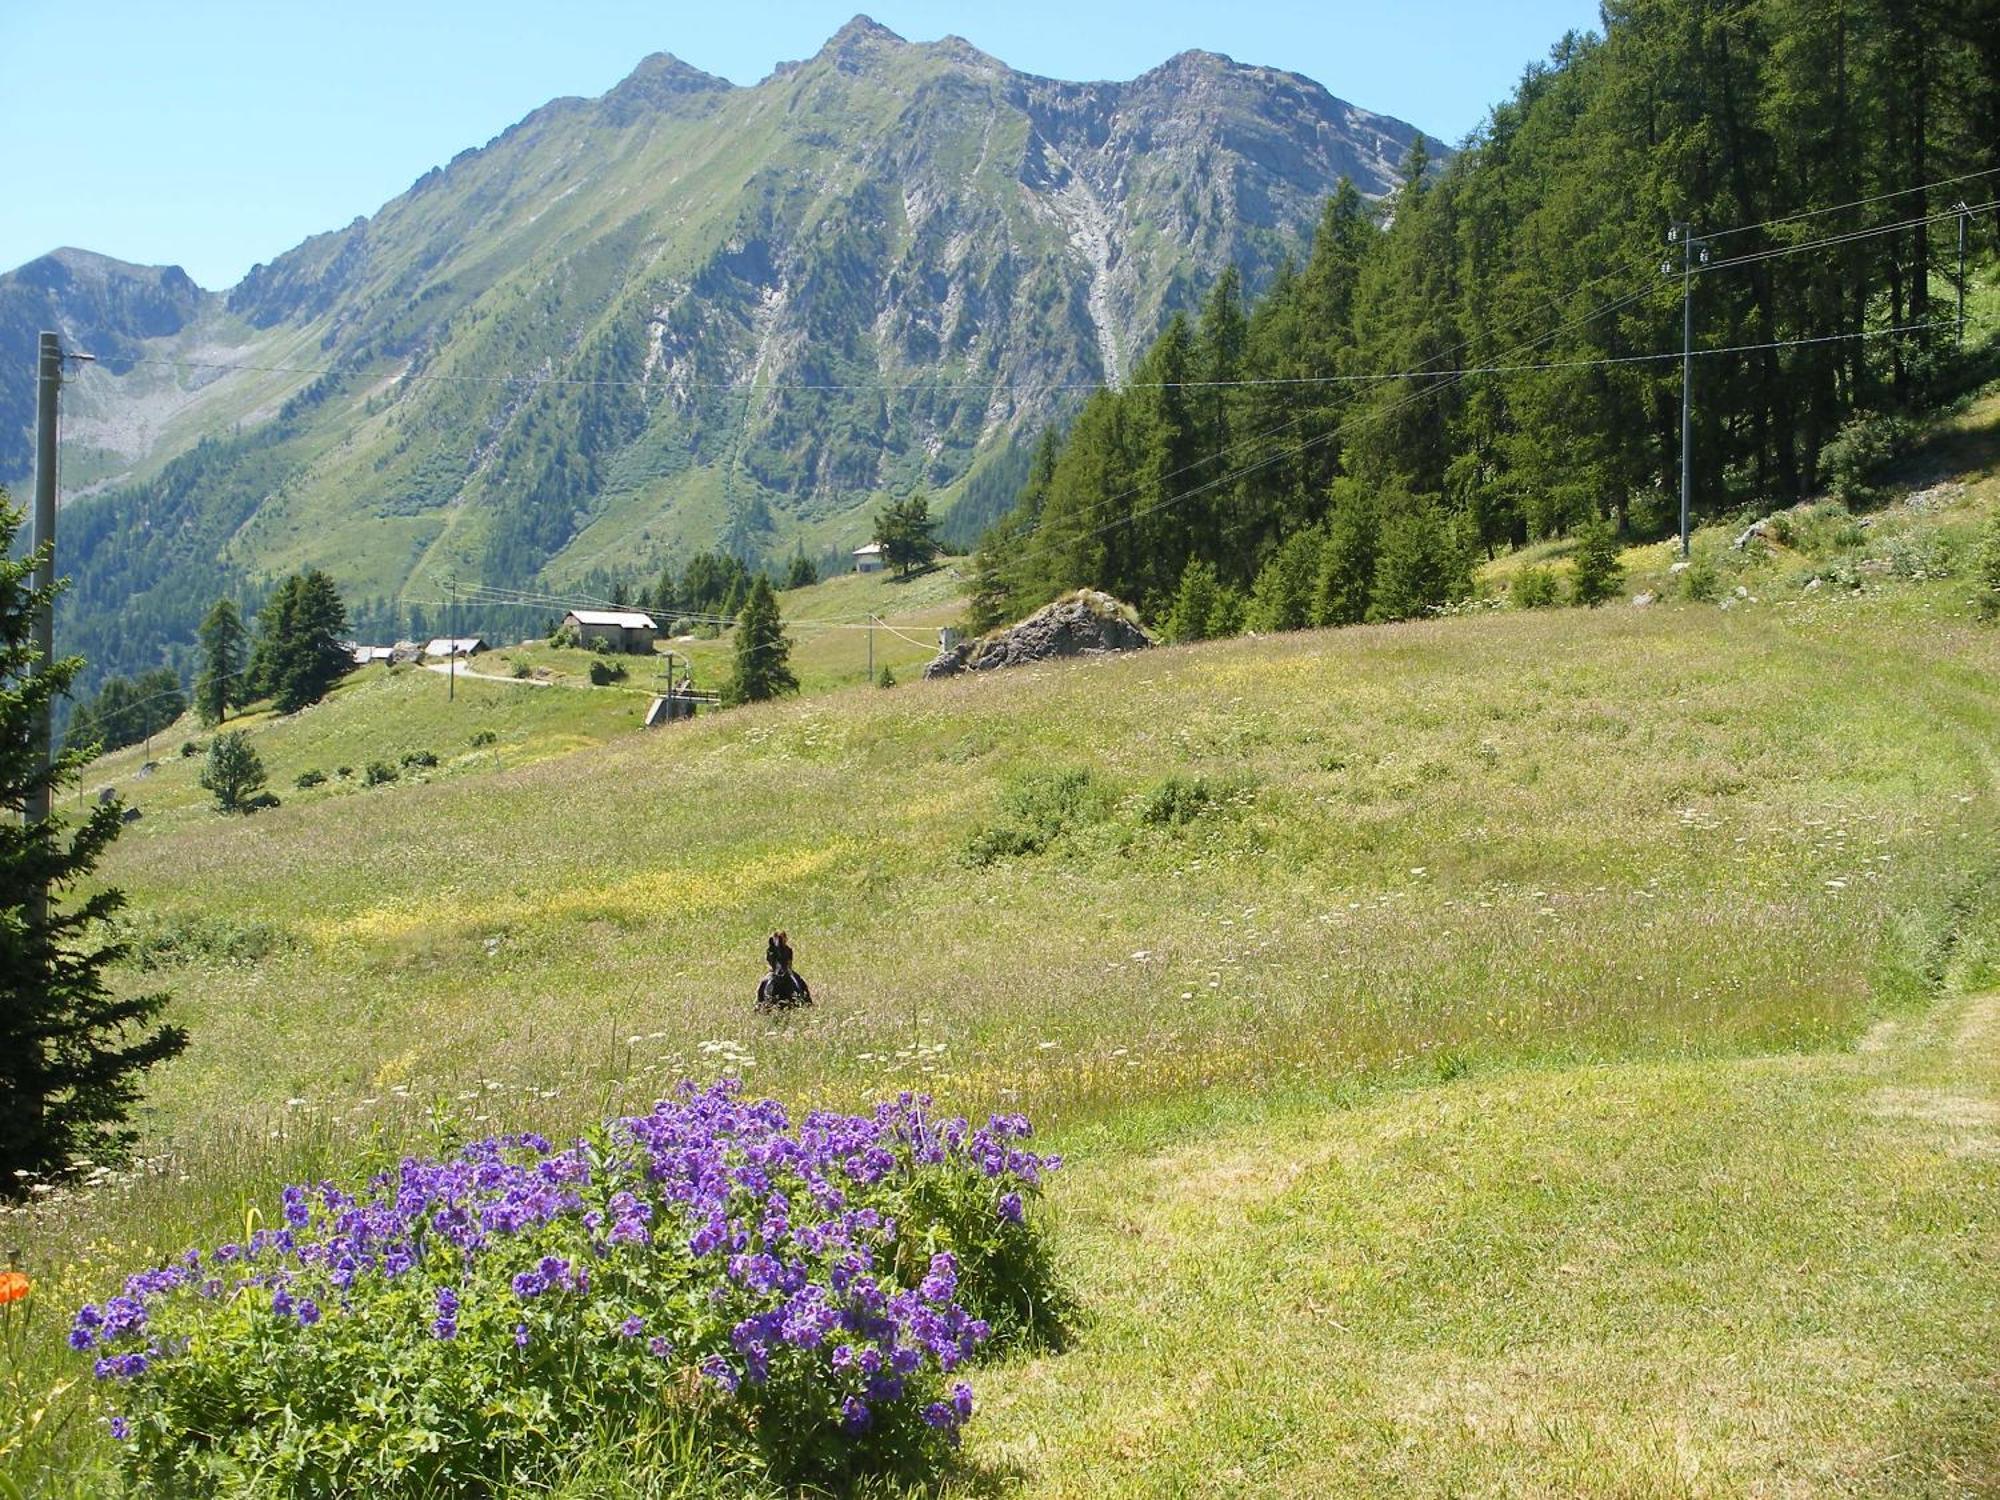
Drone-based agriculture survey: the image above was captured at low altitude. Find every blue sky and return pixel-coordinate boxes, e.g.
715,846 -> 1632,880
1,1 -> 1604,289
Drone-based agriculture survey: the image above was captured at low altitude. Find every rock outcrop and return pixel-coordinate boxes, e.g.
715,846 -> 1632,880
925,591 -> 1153,677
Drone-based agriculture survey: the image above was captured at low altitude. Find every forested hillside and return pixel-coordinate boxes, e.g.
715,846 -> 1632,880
973,0 -> 2000,631
15,17 -> 1441,702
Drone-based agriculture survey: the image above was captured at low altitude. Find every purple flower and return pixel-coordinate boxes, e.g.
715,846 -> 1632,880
513,1323 -> 530,1347
510,1271 -> 544,1299
951,1380 -> 974,1420
647,1335 -> 672,1359
431,1316 -> 457,1340
108,1415 -> 130,1441
619,1315 -> 644,1338
841,1395 -> 872,1433
997,1191 -> 1025,1224
296,1299 -> 321,1326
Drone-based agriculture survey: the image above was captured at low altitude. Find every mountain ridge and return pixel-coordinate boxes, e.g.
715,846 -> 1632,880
1,17 -> 1445,692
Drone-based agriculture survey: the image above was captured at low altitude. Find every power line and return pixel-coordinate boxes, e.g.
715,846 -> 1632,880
1705,164 -> 2000,242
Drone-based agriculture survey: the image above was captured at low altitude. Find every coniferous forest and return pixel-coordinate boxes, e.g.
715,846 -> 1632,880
970,0 -> 2000,635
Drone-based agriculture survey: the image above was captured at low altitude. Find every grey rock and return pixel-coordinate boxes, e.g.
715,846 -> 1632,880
925,590 -> 1153,678
1631,590 -> 1656,607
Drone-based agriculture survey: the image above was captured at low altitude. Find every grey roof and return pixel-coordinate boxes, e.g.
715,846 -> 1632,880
565,609 -> 657,629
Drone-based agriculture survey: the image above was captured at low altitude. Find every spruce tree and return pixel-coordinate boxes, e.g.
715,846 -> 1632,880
0,492 -> 186,1190
1569,520 -> 1626,607
727,576 -> 798,704
248,570 -> 352,713
1164,558 -> 1227,643
785,550 -> 818,590
200,731 -> 267,812
196,597 -> 247,725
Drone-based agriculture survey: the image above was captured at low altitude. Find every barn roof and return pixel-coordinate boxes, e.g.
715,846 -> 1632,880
565,609 -> 657,629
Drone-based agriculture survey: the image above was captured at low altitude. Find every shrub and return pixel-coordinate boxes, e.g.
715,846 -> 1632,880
1509,566 -> 1561,609
1136,774 -> 1247,828
335,765 -> 354,780
363,760 -> 398,787
294,768 -> 327,789
963,767 -> 1114,866
120,912 -> 287,970
400,749 -> 439,769
469,730 -> 498,748
511,662 -> 532,679
72,1083 -> 1064,1496
178,740 -> 201,759
1679,552 -> 1722,602
199,732 -> 266,813
1883,528 -> 1956,580
1569,521 -> 1625,607
1821,411 -> 1917,506
1976,513 -> 2000,621
588,660 -> 627,687
877,664 -> 896,689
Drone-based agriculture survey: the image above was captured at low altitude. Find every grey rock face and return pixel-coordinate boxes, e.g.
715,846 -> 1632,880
925,590 -> 1152,677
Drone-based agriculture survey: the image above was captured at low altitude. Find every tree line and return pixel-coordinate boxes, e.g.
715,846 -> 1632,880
970,0 -> 2000,635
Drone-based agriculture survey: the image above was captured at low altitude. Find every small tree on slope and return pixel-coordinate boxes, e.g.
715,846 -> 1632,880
196,596 -> 247,725
727,576 -> 798,705
0,492 -> 185,1191
1570,520 -> 1626,607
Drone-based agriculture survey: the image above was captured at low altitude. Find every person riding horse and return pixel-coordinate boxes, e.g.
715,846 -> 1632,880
756,930 -> 812,1012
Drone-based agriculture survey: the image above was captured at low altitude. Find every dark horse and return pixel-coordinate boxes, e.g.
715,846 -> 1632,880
756,930 -> 812,1013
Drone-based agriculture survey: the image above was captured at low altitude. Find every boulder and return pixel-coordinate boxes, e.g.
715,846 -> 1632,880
925,590 -> 1153,679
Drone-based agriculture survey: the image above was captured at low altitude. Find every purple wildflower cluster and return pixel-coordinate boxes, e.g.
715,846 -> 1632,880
71,1082 -> 1060,1462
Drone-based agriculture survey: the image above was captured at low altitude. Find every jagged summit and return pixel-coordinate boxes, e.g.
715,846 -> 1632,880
600,51 -> 734,123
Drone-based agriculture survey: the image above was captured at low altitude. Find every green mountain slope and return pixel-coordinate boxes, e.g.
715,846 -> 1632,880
8,16 -> 1442,692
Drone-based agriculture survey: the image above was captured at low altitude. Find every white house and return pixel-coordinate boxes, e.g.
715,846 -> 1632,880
853,542 -> 887,574
562,608 -> 658,654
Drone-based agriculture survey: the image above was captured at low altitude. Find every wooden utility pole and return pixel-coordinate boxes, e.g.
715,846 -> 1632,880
24,335 -> 61,894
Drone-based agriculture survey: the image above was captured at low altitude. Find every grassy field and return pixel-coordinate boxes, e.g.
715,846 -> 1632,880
5,433 -> 1999,1492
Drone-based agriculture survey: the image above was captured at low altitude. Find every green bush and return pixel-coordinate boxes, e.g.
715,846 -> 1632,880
1820,411 -> 1917,506
469,729 -> 498,748
1135,774 -> 1252,829
877,664 -> 896,688
199,732 -> 266,813
1679,552 -> 1722,602
1976,513 -> 2000,621
1569,522 -> 1625,607
335,765 -> 354,780
400,749 -> 439,769
963,767 -> 1114,866
588,659 -> 627,687
1509,566 -> 1561,609
178,739 -> 202,759
1883,528 -> 1957,580
294,768 -> 327,789
120,912 -> 288,970
363,760 -> 398,787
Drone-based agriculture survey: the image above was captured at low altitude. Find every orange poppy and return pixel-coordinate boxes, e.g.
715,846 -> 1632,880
0,1270 -> 28,1305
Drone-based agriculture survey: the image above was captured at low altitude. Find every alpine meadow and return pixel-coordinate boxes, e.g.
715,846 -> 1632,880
4,3 -> 2000,1498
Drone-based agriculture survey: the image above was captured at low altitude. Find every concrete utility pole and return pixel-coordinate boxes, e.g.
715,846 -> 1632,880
1666,224 -> 1709,560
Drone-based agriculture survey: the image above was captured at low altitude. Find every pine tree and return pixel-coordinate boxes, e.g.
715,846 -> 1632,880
785,550 -> 818,590
873,490 -> 941,577
1313,482 -> 1382,627
196,597 -> 246,725
200,731 -> 267,812
248,570 -> 352,714
1569,519 -> 1625,606
1369,498 -> 1470,622
1164,558 -> 1227,643
727,576 -> 798,704
0,492 -> 186,1191
1244,525 -> 1327,633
